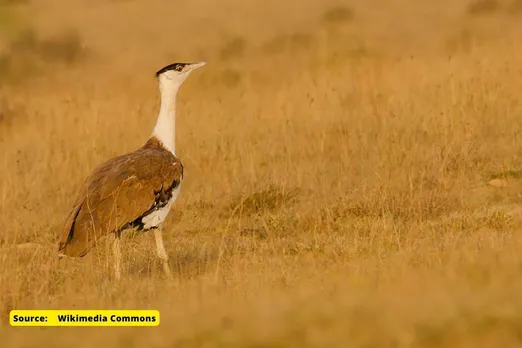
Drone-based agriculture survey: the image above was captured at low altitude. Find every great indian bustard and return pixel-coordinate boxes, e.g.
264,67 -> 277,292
57,61 -> 207,280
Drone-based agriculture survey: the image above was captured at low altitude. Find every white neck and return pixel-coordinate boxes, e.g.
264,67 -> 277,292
152,79 -> 180,154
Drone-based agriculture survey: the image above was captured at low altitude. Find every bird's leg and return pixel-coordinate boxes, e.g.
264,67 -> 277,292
154,226 -> 172,280
112,232 -> 122,281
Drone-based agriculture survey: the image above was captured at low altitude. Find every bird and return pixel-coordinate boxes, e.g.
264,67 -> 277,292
57,61 -> 207,280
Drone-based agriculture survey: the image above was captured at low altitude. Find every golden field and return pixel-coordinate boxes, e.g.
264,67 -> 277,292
1,0 -> 522,346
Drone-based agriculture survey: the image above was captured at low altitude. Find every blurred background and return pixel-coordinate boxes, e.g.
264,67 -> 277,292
1,0 -> 522,347
0,0 -> 521,86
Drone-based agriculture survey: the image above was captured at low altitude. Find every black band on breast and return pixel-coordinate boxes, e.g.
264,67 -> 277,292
118,179 -> 181,233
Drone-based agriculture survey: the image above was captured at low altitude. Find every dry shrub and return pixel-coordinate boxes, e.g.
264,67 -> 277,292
0,29 -> 86,82
220,69 -> 242,87
0,96 -> 25,138
487,169 -> 522,180
228,185 -> 300,216
508,0 -> 522,12
219,36 -> 246,61
0,0 -> 29,4
467,0 -> 500,15
262,32 -> 314,54
446,29 -> 475,54
322,5 -> 354,24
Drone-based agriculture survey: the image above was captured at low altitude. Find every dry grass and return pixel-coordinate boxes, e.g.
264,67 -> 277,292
1,0 -> 522,346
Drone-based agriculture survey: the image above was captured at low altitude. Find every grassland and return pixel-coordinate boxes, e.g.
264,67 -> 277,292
1,0 -> 522,346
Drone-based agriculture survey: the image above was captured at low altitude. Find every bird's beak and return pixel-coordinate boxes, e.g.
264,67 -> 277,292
186,61 -> 207,72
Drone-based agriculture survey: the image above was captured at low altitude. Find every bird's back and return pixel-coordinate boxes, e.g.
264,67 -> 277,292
58,137 -> 183,257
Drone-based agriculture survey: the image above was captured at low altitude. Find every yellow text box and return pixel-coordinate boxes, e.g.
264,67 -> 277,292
10,310 -> 160,327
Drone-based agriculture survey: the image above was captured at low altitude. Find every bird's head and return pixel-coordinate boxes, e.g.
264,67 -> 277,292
155,61 -> 207,92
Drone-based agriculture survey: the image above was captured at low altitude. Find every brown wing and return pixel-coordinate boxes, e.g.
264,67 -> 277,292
57,141 -> 183,257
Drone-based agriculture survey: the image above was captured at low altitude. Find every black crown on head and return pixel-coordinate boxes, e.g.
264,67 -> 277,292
155,63 -> 189,78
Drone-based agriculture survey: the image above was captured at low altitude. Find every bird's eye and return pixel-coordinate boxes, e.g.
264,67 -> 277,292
176,65 -> 183,72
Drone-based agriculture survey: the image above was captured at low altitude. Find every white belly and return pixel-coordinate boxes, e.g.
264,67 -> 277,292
141,184 -> 181,229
